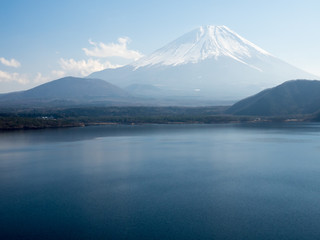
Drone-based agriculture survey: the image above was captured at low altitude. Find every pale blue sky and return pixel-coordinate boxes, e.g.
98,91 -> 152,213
1,0 -> 320,92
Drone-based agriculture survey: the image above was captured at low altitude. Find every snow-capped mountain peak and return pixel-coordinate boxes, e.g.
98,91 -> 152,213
131,25 -> 271,69
89,25 -> 316,102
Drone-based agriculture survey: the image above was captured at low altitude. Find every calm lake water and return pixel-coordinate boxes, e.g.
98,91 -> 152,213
1,123 -> 320,240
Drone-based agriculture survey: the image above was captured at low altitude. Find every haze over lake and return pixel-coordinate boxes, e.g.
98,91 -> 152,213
1,123 -> 320,239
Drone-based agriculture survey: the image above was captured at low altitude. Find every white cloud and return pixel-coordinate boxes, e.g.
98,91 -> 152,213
0,57 -> 122,87
0,57 -> 21,68
33,72 -> 49,84
0,70 -> 29,84
57,58 -> 122,77
82,38 -> 143,60
0,36 -> 142,89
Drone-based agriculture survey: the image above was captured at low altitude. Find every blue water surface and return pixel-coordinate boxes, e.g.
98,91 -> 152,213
1,123 -> 320,240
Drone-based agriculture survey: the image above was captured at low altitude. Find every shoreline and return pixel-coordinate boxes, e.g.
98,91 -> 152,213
0,117 -> 312,131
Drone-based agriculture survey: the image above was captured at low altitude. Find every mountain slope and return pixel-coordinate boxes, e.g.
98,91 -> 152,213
0,77 -> 132,106
226,80 -> 320,116
89,25 -> 317,102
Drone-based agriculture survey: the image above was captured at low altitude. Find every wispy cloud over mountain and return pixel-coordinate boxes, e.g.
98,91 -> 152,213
57,58 -> 122,77
83,38 -> 143,60
0,37 -> 139,90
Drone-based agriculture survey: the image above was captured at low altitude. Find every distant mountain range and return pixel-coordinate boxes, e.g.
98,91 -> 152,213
1,76 -> 320,120
227,80 -> 320,116
0,76 -> 235,107
89,25 -> 317,102
1,26 -> 319,111
0,77 -> 133,107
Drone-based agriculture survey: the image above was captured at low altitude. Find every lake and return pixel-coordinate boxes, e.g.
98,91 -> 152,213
1,123 -> 320,240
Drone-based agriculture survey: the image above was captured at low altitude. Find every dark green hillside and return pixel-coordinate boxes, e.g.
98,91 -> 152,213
227,80 -> 320,116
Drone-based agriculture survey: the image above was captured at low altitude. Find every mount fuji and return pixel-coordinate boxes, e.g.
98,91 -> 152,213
89,25 -> 317,103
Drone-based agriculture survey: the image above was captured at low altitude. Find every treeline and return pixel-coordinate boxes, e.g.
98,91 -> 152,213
67,115 -> 253,124
1,106 -> 316,130
0,115 -> 253,130
0,106 -> 228,118
0,116 -> 85,130
0,106 -> 252,130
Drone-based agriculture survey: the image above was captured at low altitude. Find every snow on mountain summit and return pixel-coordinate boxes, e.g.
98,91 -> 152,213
131,25 -> 271,69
